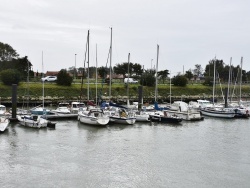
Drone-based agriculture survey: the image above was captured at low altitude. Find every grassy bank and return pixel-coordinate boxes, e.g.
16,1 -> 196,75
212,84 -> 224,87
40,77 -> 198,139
0,82 -> 249,103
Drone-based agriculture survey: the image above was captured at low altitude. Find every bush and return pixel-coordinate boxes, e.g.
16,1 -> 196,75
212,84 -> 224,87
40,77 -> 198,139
56,69 -> 73,86
0,69 -> 21,85
172,75 -> 188,87
203,76 -> 213,86
140,73 -> 155,86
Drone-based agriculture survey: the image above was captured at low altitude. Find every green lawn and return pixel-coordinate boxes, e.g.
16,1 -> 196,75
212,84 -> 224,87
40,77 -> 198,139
0,81 -> 249,102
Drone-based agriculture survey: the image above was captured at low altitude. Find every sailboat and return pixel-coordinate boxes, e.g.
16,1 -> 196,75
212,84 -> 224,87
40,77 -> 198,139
0,116 -> 10,132
200,58 -> 236,118
227,57 -> 249,118
0,104 -> 10,132
149,45 -> 182,123
0,104 -> 9,132
78,30 -> 110,126
17,52 -> 49,128
108,102 -> 136,125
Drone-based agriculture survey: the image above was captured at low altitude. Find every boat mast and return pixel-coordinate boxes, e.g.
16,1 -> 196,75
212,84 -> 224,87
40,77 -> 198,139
96,44 -> 98,105
170,71 -> 172,104
239,57 -> 243,101
155,44 -> 159,102
42,51 -> 44,111
109,27 -> 112,100
127,53 -> 130,106
80,33 -> 88,102
212,57 -> 216,105
227,57 -> 232,103
27,56 -> 30,109
87,30 -> 90,101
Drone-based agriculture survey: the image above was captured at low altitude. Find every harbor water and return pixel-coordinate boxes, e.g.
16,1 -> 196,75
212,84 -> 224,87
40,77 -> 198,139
1,117 -> 250,188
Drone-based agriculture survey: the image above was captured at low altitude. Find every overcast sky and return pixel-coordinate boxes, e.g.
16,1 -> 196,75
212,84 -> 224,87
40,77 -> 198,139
1,0 -> 250,75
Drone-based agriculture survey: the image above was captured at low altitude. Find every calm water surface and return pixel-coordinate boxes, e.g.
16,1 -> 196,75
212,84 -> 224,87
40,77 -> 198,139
1,117 -> 250,188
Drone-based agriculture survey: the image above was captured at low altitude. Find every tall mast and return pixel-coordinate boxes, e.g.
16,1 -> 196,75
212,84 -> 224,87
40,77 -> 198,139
87,30 -> 90,101
42,51 -> 44,110
227,57 -> 232,102
27,56 -> 30,109
109,27 -> 112,100
212,57 -> 216,104
127,53 -> 130,106
155,44 -> 159,102
240,57 -> 243,101
96,44 -> 98,105
80,33 -> 88,101
170,71 -> 172,104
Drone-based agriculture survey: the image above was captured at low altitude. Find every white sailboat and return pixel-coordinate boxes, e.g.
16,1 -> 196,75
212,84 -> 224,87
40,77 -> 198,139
77,30 -> 110,125
78,108 -> 109,126
17,52 -> 48,128
108,102 -> 136,125
0,104 -> 8,115
200,58 -> 236,118
17,114 -> 48,128
0,116 -> 9,132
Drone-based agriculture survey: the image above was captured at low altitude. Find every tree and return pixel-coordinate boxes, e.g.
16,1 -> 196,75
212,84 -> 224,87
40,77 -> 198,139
15,56 -> 33,80
140,70 -> 155,86
88,67 -> 97,78
0,56 -> 33,80
193,64 -> 203,80
98,66 -> 108,79
0,69 -> 21,85
114,62 -> 130,78
246,71 -> 250,82
185,69 -> 193,80
157,69 -> 169,84
56,69 -> 73,86
203,76 -> 213,86
172,75 -> 188,86
132,63 -> 143,76
0,42 -> 19,61
204,59 -> 249,83
113,62 -> 143,78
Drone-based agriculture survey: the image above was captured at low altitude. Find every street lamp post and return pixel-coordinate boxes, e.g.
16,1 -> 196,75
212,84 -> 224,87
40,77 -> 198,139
74,54 -> 77,80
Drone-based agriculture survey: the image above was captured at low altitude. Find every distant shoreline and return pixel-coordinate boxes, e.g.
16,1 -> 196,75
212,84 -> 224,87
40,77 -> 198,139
0,82 -> 249,107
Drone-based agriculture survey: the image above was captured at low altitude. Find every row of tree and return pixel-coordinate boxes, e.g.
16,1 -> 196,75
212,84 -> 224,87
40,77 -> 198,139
1,41 -> 250,87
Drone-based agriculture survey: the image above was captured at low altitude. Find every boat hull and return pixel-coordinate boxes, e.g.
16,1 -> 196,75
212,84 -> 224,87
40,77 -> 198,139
135,114 -> 150,122
109,116 -> 136,125
165,110 -> 203,121
149,115 -> 182,123
17,115 -> 48,128
0,117 -> 9,132
79,115 -> 109,126
200,108 -> 235,118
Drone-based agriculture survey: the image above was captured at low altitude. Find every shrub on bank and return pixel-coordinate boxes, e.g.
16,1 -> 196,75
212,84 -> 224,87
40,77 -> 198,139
56,69 -> 73,86
172,75 -> 188,86
0,69 -> 21,85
